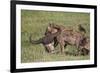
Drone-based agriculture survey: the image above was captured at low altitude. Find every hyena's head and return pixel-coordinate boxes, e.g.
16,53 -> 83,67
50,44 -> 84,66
45,23 -> 59,35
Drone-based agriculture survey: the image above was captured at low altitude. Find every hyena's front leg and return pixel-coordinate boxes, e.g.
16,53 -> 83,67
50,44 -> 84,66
59,41 -> 65,53
54,37 -> 58,47
57,36 -> 65,53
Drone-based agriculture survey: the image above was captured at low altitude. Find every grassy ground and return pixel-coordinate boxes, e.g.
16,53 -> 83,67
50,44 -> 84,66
21,10 -> 90,63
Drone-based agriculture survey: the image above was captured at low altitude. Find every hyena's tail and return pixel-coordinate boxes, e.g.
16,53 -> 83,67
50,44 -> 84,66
29,34 -> 43,44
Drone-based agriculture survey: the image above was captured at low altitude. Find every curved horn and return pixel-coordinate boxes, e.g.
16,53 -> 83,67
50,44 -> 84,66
29,34 -> 42,44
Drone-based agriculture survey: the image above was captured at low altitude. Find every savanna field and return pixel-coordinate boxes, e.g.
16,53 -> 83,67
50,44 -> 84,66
21,10 -> 90,63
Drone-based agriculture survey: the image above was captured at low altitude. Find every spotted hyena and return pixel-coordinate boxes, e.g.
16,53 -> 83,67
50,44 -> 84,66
45,23 -> 88,55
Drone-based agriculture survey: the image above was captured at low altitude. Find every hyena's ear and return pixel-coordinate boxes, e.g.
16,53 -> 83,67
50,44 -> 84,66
47,23 -> 53,32
49,22 -> 55,27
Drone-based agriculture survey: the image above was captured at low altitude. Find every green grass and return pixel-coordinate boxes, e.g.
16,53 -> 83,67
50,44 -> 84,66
21,10 -> 90,63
